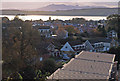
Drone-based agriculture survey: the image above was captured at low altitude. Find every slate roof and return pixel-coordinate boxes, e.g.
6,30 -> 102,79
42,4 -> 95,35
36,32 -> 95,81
68,40 -> 83,46
36,41 -> 61,50
88,38 -> 112,44
34,25 -> 50,29
63,37 -> 112,47
48,51 -> 115,79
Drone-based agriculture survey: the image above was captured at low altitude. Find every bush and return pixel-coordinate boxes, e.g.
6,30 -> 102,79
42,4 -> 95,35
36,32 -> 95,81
42,59 -> 56,73
19,66 -> 36,79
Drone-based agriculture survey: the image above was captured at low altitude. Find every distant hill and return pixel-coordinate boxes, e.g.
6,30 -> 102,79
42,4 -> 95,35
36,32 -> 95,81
1,8 -> 119,16
36,4 -> 108,11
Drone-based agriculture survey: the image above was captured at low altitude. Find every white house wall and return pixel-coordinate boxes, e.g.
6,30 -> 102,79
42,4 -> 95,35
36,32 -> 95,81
103,43 -> 111,51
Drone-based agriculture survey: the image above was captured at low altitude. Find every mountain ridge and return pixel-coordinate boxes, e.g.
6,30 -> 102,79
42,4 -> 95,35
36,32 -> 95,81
35,4 -> 109,11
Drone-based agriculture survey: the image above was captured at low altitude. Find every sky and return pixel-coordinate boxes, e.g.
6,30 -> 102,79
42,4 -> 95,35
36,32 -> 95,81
1,0 -> 119,10
1,0 -> 120,2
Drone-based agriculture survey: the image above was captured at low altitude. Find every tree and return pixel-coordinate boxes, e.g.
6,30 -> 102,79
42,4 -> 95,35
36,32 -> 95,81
106,14 -> 120,39
91,28 -> 103,37
2,17 -> 9,23
55,27 -> 67,39
2,17 -> 10,27
19,66 -> 36,79
42,59 -> 56,73
108,47 -> 120,70
34,70 -> 50,80
7,72 -> 23,81
2,17 -> 42,79
64,25 -> 80,35
97,25 -> 106,37
70,18 -> 86,24
10,16 -> 23,27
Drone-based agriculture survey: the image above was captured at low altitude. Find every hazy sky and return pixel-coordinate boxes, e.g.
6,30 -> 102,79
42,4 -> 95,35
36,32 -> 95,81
2,2 -> 118,10
2,0 -> 120,2
2,0 -> 119,10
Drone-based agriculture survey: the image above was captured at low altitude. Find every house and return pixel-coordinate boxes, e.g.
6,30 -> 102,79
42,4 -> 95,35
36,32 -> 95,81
60,42 -> 74,52
44,22 -> 52,26
33,25 -> 52,37
60,40 -> 94,56
36,42 -> 60,58
93,42 -> 110,52
60,40 -> 84,57
83,40 -> 94,52
46,43 -> 60,57
32,20 -> 44,26
48,51 -> 117,80
60,38 -> 119,55
89,38 -> 119,52
60,42 -> 75,59
107,30 -> 118,39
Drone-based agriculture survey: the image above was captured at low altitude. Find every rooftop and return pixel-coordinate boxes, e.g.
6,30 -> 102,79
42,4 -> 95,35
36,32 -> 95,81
48,51 -> 115,80
33,25 -> 50,29
88,38 -> 112,44
68,40 -> 83,46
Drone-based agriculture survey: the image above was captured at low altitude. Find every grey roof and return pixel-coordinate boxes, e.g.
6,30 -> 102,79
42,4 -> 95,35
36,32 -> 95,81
108,30 -> 117,33
88,38 -> 112,44
34,25 -> 50,29
75,51 -> 115,63
68,40 -> 83,46
48,51 -> 115,79
64,38 -> 112,47
84,40 -> 94,51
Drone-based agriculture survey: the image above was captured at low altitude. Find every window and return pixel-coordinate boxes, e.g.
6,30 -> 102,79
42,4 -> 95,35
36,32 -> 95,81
80,46 -> 81,49
65,46 -> 67,48
74,47 -> 77,50
76,47 -> 79,49
41,30 -> 43,32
